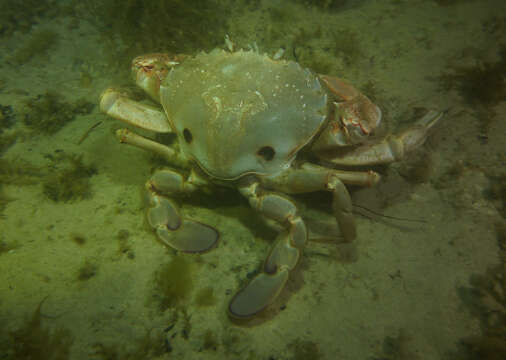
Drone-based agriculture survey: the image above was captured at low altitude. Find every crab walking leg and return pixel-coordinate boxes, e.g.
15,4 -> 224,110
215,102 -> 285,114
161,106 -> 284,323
100,88 -> 171,133
229,181 -> 307,318
328,110 -> 445,166
116,129 -> 175,159
263,163 -> 381,242
115,129 -> 188,168
146,168 -> 218,253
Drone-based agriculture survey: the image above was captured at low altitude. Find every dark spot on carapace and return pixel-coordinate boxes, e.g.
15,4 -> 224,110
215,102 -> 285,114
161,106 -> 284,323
257,146 -> 275,161
183,128 -> 193,143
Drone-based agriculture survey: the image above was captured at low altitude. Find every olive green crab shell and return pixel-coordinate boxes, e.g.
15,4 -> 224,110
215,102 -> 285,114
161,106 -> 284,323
160,49 -> 327,180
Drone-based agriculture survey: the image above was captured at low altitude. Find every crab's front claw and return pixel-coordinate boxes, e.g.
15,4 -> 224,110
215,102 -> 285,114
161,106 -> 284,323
328,109 -> 445,166
131,53 -> 187,101
314,75 -> 382,150
100,88 -> 171,133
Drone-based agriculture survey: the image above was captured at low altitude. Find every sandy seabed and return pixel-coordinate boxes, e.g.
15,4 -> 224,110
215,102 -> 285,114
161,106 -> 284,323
0,1 -> 505,359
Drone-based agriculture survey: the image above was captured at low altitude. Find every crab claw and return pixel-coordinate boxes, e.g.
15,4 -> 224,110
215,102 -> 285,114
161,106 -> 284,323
314,75 -> 382,150
132,53 -> 187,102
328,109 -> 445,166
100,88 -> 171,132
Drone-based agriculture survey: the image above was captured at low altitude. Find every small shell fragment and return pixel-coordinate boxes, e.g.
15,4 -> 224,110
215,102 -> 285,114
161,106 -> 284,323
224,34 -> 234,52
273,48 -> 285,60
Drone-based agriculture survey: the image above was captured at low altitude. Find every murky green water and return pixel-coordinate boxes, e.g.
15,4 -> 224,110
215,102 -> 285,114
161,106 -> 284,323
0,1 -> 504,359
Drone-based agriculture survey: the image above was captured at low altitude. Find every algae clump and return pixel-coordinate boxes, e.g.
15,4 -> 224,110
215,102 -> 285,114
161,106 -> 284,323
151,256 -> 194,312
9,29 -> 59,65
77,0 -> 228,68
42,153 -> 97,202
22,91 -> 94,135
0,299 -> 73,360
194,286 -> 217,308
94,330 -> 167,359
0,0 -> 59,36
77,259 -> 98,281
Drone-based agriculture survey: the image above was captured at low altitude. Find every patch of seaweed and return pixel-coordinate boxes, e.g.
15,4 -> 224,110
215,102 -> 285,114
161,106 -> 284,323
0,158 -> 42,185
93,330 -> 167,360
0,0 -> 60,36
8,29 -> 59,65
22,91 -> 94,135
42,153 -> 97,202
75,0 -> 229,67
437,46 -> 505,138
150,256 -> 194,312
433,0 -> 473,6
0,104 -> 15,132
294,0 -> 355,11
0,299 -> 73,360
0,184 -> 14,218
455,221 -> 506,359
438,46 -> 506,107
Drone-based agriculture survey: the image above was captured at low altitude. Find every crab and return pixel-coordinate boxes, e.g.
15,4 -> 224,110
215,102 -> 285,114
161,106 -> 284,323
99,48 -> 443,319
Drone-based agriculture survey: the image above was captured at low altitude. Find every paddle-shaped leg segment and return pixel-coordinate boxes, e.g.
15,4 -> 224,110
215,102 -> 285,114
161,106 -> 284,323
229,180 -> 307,318
146,168 -> 218,253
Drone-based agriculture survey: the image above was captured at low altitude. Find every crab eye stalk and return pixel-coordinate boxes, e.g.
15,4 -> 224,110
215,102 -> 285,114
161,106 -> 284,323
257,146 -> 275,161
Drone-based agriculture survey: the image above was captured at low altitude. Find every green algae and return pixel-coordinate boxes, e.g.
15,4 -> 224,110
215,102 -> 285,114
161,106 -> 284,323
0,104 -> 19,154
0,299 -> 73,360
438,54 -> 506,107
151,256 -> 194,312
0,132 -> 17,154
437,46 -> 505,138
290,339 -> 321,360
78,0 -> 228,67
70,233 -> 87,246
194,286 -> 217,308
0,158 -> 42,186
294,0 -> 349,11
0,184 -> 13,217
0,152 -> 96,221
202,329 -> 218,351
22,91 -> 94,135
117,229 -> 135,259
293,26 -> 363,74
94,330 -> 167,360
8,29 -> 59,65
77,259 -> 98,281
0,104 -> 15,132
0,236 -> 19,255
454,222 -> 506,359
42,153 -> 97,203
0,0 -> 59,36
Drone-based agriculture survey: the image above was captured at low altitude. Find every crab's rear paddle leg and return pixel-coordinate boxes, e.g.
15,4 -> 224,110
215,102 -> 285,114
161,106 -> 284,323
146,168 -> 218,253
229,180 -> 306,318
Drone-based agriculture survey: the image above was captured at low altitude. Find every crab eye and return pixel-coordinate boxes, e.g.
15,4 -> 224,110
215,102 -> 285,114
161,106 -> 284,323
183,128 -> 193,143
257,146 -> 275,161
